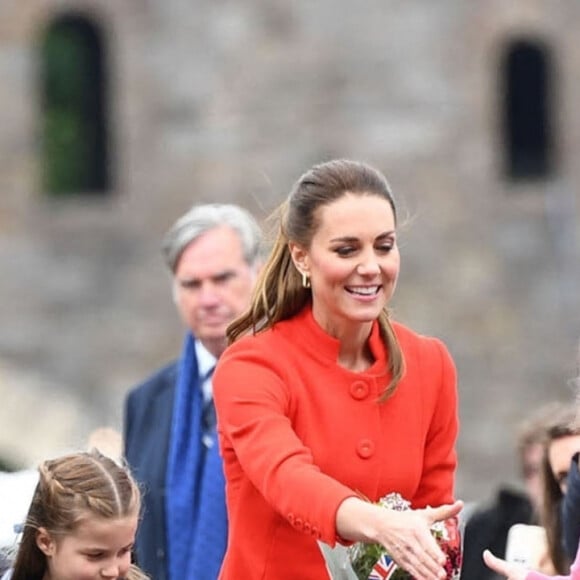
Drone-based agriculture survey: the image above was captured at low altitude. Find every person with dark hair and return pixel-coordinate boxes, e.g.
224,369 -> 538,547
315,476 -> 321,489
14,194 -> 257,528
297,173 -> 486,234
461,402 -> 561,579
537,407 -> 580,575
563,460 -> 580,563
2,450 -> 147,580
483,403 -> 580,580
213,159 -> 462,579
561,367 -> 580,561
124,203 -> 263,580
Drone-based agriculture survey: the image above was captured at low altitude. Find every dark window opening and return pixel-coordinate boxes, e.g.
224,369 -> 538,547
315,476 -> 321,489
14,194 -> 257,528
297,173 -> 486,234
502,39 -> 555,180
41,14 -> 110,195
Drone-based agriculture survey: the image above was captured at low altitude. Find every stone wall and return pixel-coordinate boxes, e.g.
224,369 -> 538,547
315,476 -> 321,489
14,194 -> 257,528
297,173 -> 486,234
1,0 -> 580,501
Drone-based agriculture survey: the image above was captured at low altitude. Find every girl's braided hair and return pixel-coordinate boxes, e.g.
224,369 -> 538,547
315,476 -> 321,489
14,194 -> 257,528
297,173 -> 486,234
11,449 -> 147,580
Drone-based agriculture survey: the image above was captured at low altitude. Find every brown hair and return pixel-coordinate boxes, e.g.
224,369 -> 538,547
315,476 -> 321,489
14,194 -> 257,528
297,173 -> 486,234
516,401 -> 565,478
227,159 -> 404,400
11,450 -> 147,580
540,406 -> 580,574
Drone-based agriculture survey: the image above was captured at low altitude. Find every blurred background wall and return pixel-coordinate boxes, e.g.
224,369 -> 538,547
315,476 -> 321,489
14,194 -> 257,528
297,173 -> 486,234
1,0 -> 579,502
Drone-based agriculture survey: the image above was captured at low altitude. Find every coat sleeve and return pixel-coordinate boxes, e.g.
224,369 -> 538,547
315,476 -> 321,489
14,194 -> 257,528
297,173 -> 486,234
411,337 -> 459,508
213,344 -> 357,546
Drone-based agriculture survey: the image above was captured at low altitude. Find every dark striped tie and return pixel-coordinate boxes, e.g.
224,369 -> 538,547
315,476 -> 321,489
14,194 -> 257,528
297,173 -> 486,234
201,366 -> 216,434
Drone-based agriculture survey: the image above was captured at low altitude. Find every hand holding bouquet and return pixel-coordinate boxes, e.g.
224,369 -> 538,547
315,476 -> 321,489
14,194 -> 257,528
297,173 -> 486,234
320,493 -> 462,580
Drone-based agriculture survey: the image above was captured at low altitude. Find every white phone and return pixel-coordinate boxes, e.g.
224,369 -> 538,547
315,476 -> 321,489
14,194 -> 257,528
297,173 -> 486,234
505,523 -> 548,568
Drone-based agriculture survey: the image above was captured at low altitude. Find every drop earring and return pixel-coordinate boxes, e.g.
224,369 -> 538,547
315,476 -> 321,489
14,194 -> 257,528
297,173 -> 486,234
301,272 -> 311,288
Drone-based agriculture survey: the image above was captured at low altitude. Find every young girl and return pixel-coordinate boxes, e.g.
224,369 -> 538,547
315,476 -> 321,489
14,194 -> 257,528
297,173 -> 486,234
483,383 -> 580,580
2,449 -> 147,580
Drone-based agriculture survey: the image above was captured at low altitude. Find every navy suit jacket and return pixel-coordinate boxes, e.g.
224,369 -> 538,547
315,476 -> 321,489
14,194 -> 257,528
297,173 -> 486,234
124,361 -> 177,580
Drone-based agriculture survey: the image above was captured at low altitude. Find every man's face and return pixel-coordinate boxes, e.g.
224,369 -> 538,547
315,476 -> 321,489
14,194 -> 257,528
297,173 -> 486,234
173,225 -> 258,357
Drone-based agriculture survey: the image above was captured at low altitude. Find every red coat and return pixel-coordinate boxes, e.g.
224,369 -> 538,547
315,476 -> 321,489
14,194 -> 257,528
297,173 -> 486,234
213,305 -> 458,579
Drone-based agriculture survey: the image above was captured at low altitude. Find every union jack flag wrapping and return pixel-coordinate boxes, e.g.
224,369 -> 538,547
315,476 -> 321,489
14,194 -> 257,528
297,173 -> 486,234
318,493 -> 462,579
368,553 -> 399,579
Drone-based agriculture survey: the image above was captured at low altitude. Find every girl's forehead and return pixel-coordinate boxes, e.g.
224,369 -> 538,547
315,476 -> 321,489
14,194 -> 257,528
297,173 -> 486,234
67,513 -> 138,540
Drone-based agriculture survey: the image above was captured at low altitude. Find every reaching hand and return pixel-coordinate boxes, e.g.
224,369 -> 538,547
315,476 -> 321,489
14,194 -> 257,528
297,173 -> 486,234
483,549 -> 529,580
420,500 -> 464,528
376,500 -> 463,580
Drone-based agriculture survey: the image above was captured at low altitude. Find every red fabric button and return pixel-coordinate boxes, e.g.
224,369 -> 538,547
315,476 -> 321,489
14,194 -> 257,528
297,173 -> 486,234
349,381 -> 369,400
356,438 -> 375,459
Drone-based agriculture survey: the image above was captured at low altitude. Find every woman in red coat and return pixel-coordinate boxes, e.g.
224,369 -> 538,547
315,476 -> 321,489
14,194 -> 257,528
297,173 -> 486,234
213,159 -> 462,579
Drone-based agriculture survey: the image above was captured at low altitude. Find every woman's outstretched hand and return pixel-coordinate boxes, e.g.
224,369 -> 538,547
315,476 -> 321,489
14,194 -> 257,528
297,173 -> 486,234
483,549 -> 529,580
379,500 -> 463,579
336,497 -> 463,580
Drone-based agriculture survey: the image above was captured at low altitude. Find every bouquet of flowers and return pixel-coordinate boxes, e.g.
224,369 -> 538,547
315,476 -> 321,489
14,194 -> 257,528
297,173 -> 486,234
319,493 -> 462,580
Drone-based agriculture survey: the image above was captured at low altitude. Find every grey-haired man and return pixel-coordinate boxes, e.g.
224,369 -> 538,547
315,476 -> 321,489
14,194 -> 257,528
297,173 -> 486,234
124,204 -> 262,580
